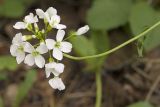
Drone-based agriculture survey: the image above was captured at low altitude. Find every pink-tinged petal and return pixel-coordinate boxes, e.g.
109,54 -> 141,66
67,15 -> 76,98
35,55 -> 45,68
60,42 -> 72,53
24,54 -> 35,66
53,48 -> 63,60
56,30 -> 65,42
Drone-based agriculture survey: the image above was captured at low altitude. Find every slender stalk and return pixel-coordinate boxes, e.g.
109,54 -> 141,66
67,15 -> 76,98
64,34 -> 76,40
95,70 -> 102,107
64,20 -> 160,60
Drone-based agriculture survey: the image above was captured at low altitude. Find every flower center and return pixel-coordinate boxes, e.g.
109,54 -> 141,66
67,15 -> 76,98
55,42 -> 61,48
32,51 -> 39,57
17,45 -> 24,52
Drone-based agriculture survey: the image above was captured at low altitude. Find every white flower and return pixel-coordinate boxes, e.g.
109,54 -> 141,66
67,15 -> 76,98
13,13 -> 38,29
36,7 -> 66,29
10,33 -> 26,64
45,62 -> 64,78
76,25 -> 89,35
24,42 -> 48,68
49,77 -> 65,90
46,30 -> 72,60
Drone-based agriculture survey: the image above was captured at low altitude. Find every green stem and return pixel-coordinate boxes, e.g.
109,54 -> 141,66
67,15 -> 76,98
64,34 -> 76,40
95,69 -> 102,107
64,20 -> 160,60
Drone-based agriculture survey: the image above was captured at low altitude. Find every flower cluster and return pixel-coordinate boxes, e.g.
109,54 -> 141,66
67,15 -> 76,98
10,7 -> 89,90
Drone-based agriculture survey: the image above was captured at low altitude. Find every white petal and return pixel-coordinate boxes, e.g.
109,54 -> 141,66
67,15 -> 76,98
12,33 -> 23,44
36,43 -> 48,54
10,44 -> 18,56
25,13 -> 33,23
56,30 -> 65,42
36,9 -> 45,19
25,13 -> 39,23
24,54 -> 35,66
13,22 -> 27,29
34,16 -> 39,23
45,62 -> 63,77
45,39 -> 55,50
45,62 -> 55,68
45,68 -> 52,78
35,55 -> 45,68
50,15 -> 60,27
44,12 -> 50,22
54,63 -> 64,74
55,24 -> 66,30
45,62 -> 56,78
24,42 -> 34,53
53,48 -> 63,60
76,25 -> 89,35
16,52 -> 25,64
46,7 -> 57,18
60,42 -> 72,53
49,77 -> 65,90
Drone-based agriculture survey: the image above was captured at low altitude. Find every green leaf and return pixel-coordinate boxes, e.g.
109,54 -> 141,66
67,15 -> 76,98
91,30 -> 110,68
0,0 -> 36,18
0,97 -> 4,107
87,0 -> 133,30
0,56 -> 18,71
69,36 -> 97,71
70,31 -> 109,71
13,69 -> 37,107
129,2 -> 160,51
127,101 -> 154,107
0,0 -> 25,18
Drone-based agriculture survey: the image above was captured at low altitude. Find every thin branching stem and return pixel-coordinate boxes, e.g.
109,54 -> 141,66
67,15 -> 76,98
64,20 -> 160,60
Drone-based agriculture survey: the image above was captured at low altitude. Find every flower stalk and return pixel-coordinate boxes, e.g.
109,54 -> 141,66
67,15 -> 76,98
64,20 -> 160,60
95,69 -> 102,107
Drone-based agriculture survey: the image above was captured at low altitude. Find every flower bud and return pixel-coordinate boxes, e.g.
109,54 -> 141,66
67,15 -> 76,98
76,25 -> 89,36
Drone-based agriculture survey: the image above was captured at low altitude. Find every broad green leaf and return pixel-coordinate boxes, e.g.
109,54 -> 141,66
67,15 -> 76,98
0,0 -> 25,18
70,31 -> 109,71
69,36 -> 97,71
0,0 -> 36,18
87,0 -> 133,30
129,2 -> 160,51
13,69 -> 37,107
0,56 -> 18,71
0,97 -> 4,107
127,101 -> 154,107
70,36 -> 96,56
91,30 -> 110,68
